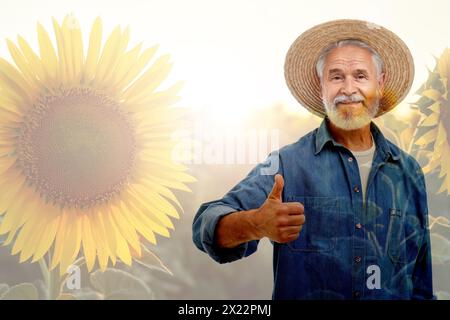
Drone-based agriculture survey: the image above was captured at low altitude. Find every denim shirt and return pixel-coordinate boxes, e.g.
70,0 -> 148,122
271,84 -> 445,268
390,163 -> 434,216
192,118 -> 434,300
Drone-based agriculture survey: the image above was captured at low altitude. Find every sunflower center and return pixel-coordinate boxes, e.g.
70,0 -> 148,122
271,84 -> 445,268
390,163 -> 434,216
18,88 -> 136,209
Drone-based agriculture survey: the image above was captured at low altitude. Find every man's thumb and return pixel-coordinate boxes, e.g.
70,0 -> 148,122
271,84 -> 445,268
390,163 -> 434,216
268,174 -> 284,201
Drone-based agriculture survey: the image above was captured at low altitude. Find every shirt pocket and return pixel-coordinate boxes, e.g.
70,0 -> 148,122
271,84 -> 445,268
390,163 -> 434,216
285,196 -> 339,253
386,208 -> 408,264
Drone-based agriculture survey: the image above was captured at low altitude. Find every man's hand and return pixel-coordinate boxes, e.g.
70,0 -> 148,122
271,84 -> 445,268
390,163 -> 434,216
214,174 -> 305,249
252,174 -> 305,243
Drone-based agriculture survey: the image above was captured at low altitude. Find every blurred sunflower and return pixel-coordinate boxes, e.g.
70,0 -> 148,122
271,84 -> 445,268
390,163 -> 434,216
414,48 -> 450,195
0,15 -> 195,275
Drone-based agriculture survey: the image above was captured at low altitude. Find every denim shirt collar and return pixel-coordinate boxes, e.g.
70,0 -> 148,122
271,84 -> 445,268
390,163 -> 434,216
314,117 -> 400,163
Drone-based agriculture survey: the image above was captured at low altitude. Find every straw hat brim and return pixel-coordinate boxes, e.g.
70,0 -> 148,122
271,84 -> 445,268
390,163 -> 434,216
284,19 -> 414,118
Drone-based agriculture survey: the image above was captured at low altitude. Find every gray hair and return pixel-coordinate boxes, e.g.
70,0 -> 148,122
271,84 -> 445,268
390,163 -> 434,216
315,39 -> 384,82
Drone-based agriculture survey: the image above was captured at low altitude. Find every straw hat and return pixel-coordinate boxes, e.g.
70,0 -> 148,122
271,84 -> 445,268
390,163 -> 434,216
284,19 -> 414,118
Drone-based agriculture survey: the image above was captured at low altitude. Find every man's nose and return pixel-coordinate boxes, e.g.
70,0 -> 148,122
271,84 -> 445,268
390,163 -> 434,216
340,78 -> 358,96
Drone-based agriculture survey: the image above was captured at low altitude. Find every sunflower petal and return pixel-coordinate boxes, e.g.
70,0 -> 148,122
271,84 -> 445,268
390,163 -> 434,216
123,54 -> 172,103
50,210 -> 68,270
0,58 -> 33,102
422,89 -> 443,101
138,179 -> 183,211
18,215 -> 49,262
109,42 -> 142,88
17,35 -> 47,83
0,170 -> 27,213
437,48 -> 450,80
65,15 -> 84,83
90,211 -> 112,271
6,39 -> 39,89
119,201 -> 157,244
133,205 -> 171,236
59,214 -> 82,275
100,26 -> 130,85
125,190 -> 173,231
10,203 -> 43,254
52,17 -> 69,83
423,155 -> 441,174
109,204 -> 141,255
133,81 -> 183,107
133,184 -> 180,218
106,211 -> 132,266
81,214 -> 97,272
0,107 -> 21,124
37,22 -> 58,79
420,112 -> 440,127
1,189 -> 40,243
115,45 -> 158,92
415,127 -> 438,146
94,26 -> 122,83
141,174 -> 192,192
31,214 -> 60,262
428,101 -> 441,113
84,17 -> 102,83
0,94 -> 22,116
97,210 -> 118,263
435,123 -> 448,148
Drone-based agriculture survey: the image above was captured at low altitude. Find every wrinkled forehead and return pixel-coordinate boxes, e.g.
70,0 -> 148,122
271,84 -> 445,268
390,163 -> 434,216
324,45 -> 378,72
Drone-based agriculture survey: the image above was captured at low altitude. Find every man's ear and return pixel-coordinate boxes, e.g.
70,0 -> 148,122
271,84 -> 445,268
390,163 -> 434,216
319,81 -> 324,99
378,72 -> 386,94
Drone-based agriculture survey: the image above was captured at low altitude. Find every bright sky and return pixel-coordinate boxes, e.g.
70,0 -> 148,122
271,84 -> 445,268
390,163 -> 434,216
1,0 -> 449,122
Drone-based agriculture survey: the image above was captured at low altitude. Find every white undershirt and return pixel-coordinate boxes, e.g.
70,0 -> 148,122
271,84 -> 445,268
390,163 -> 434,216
350,135 -> 376,202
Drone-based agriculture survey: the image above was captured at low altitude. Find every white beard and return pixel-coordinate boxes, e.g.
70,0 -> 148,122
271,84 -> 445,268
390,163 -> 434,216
322,94 -> 380,130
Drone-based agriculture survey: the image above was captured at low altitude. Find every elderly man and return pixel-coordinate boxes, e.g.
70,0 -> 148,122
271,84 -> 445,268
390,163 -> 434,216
192,20 -> 434,299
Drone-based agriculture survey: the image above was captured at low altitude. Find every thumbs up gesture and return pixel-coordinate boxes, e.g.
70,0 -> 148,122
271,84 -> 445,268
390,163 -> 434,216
252,174 -> 305,243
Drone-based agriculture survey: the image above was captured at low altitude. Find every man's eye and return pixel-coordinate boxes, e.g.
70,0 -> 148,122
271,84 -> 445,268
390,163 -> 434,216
357,74 -> 367,79
332,76 -> 342,80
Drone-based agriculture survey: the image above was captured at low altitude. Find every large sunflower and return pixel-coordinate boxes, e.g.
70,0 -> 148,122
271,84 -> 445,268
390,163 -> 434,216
414,48 -> 450,195
0,15 -> 194,275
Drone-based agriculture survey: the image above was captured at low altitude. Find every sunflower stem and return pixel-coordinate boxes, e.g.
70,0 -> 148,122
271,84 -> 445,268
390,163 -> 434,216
38,258 -> 50,300
39,253 -> 62,300
49,266 -> 62,300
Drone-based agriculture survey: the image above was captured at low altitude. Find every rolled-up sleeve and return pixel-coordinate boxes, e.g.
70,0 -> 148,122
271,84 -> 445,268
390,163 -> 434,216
192,203 -> 254,263
192,152 -> 282,264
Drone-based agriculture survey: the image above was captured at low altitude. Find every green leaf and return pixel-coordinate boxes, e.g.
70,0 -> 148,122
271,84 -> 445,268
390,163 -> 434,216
0,283 -> 39,300
90,268 -> 153,300
436,291 -> 450,300
420,112 -> 440,127
437,48 -> 450,80
0,284 -> 9,297
64,288 -> 103,300
422,89 -> 443,101
431,233 -> 450,264
56,293 -> 77,300
133,246 -> 173,276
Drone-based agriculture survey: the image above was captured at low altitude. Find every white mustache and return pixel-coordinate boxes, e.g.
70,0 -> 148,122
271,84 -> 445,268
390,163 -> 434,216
333,94 -> 365,105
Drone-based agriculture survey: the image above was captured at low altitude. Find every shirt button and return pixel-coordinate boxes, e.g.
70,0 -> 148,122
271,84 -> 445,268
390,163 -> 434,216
348,157 -> 353,162
353,186 -> 360,193
355,223 -> 362,229
353,291 -> 361,298
355,256 -> 362,263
